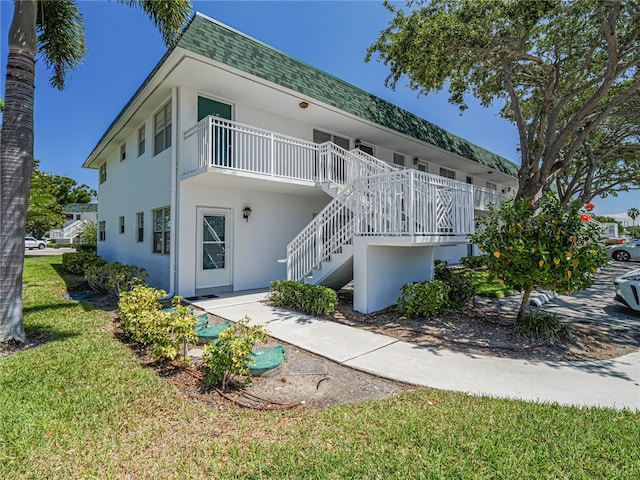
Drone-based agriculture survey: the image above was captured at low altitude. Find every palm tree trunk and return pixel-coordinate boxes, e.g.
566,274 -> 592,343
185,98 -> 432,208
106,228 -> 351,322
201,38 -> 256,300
0,0 -> 37,343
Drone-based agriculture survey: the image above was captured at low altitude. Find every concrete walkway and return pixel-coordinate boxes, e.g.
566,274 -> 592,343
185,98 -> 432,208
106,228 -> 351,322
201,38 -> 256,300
192,282 -> 640,412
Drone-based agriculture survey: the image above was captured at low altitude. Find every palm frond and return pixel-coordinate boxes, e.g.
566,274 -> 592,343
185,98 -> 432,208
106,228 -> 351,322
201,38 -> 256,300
117,0 -> 193,47
36,0 -> 86,90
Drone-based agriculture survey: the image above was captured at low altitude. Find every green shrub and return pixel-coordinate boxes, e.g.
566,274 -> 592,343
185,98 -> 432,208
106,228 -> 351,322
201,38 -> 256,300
268,280 -> 337,316
76,244 -> 97,253
515,311 -> 572,339
85,262 -> 147,297
460,254 -> 489,269
434,260 -> 474,310
397,280 -> 450,318
117,287 -> 197,362
202,316 -> 268,391
61,251 -> 107,275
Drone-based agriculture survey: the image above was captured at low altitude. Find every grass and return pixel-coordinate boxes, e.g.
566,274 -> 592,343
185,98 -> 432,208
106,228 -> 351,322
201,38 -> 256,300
1,256 -> 639,479
468,268 -> 517,298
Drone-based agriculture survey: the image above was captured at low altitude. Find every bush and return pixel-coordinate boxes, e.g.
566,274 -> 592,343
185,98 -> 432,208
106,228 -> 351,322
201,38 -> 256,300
117,287 -> 197,362
61,251 -> 107,275
515,311 -> 572,338
202,316 -> 268,391
268,280 -> 337,316
434,260 -> 474,310
76,244 -> 97,253
460,254 -> 489,269
397,280 -> 450,318
85,262 -> 147,297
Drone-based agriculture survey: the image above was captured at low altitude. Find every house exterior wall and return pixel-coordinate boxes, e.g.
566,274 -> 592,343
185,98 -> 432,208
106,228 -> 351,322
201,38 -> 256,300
177,182 -> 328,296
96,96 -> 174,291
353,238 -> 436,313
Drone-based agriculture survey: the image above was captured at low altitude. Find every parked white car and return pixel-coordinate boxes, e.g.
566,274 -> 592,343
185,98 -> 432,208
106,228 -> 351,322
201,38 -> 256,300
25,236 -> 47,250
613,268 -> 640,312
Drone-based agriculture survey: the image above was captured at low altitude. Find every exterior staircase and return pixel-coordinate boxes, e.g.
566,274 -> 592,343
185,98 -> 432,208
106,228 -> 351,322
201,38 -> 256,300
183,115 -> 509,291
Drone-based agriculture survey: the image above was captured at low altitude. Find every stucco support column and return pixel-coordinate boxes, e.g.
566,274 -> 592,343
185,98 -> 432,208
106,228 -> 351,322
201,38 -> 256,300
353,237 -> 435,314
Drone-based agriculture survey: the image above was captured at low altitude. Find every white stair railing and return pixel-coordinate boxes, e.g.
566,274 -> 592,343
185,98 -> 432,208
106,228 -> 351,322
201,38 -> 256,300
287,169 -> 474,282
50,220 -> 86,240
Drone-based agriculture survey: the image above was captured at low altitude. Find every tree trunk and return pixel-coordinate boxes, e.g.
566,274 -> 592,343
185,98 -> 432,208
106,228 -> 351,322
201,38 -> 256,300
0,0 -> 37,343
517,284 -> 535,322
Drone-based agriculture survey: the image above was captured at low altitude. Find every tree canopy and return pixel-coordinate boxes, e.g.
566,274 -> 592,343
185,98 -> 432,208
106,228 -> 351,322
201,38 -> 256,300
367,0 -> 640,202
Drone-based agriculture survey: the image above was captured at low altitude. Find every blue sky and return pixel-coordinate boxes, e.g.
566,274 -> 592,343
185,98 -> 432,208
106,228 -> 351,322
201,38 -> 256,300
1,0 -> 637,220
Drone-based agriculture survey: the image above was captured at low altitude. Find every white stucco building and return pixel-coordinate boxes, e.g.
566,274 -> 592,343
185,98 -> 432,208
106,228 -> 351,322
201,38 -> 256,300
83,13 -> 518,313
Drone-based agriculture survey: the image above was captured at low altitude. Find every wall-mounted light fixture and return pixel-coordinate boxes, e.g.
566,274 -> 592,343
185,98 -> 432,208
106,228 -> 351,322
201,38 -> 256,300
242,206 -> 252,222
487,170 -> 493,174
413,157 -> 420,166
298,101 -> 309,109
354,139 -> 361,148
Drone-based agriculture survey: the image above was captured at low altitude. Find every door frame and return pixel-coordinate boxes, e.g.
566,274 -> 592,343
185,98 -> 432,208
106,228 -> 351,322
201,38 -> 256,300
195,206 -> 233,293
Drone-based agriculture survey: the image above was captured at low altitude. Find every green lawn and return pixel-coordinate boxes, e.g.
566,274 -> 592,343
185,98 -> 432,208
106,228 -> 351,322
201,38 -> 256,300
1,256 -> 638,479
468,268 -> 517,297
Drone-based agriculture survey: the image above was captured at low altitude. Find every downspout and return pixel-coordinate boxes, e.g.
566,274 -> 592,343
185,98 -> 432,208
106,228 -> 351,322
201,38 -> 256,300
164,86 -> 179,299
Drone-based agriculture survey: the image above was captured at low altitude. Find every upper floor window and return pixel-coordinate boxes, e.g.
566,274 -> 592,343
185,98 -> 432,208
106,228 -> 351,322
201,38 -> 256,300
154,103 -> 172,155
393,153 -> 405,166
138,124 -> 146,157
99,164 -> 107,184
120,143 -> 126,162
355,141 -> 375,156
439,167 -> 456,180
313,129 -> 350,150
98,221 -> 106,242
486,181 -> 497,191
119,216 -> 125,234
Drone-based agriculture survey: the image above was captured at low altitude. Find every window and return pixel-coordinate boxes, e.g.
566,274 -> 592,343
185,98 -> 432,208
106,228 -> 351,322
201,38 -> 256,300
119,216 -> 125,234
137,124 -> 146,156
98,221 -> 106,242
439,167 -> 456,180
486,181 -> 497,191
356,142 -> 375,156
466,176 -> 473,184
154,103 -> 172,155
99,163 -> 107,184
120,143 -> 126,162
136,212 -> 144,243
153,207 -> 170,254
393,153 -> 405,166
313,129 -> 350,150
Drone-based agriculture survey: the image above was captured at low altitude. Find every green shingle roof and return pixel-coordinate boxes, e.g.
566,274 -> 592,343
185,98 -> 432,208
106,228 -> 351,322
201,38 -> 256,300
178,14 -> 519,177
63,203 -> 98,214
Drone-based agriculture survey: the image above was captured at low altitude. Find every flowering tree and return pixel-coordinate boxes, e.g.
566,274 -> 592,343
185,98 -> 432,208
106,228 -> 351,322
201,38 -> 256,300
469,194 -> 610,322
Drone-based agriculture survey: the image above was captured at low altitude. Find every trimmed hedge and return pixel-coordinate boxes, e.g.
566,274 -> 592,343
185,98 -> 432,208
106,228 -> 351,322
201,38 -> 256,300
268,280 -> 337,316
61,251 -> 107,275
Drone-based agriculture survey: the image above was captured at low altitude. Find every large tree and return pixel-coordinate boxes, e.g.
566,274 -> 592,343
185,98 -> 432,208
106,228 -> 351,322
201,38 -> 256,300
0,0 -> 192,343
367,0 -> 640,202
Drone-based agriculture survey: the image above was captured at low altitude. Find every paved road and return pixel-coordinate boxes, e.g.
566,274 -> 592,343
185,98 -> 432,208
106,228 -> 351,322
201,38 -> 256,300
24,247 -> 76,256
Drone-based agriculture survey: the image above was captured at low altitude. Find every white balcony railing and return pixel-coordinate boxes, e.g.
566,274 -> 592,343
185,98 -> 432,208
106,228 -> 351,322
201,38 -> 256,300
183,116 -> 507,282
473,186 -> 514,210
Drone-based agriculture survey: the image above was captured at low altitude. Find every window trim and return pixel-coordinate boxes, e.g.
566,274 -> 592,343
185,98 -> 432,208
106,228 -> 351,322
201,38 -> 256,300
152,206 -> 170,255
99,163 -> 107,184
98,221 -> 106,242
136,211 -> 144,243
138,124 -> 146,157
153,103 -> 172,156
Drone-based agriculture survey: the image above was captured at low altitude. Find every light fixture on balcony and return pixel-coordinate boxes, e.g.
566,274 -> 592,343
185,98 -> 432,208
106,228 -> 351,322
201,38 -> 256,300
413,157 -> 420,166
298,101 -> 309,109
354,139 -> 361,148
242,206 -> 252,222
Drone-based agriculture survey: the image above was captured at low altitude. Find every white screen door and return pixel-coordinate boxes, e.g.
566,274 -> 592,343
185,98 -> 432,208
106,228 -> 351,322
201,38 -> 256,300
196,207 -> 232,289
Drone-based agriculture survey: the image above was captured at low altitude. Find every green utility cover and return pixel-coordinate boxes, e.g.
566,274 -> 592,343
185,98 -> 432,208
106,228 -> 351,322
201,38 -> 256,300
247,345 -> 285,372
163,305 -> 195,314
196,321 -> 232,339
194,313 -> 208,328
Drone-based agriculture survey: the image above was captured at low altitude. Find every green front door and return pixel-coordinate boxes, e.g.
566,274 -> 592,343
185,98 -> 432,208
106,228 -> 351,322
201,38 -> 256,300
198,97 -> 233,167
